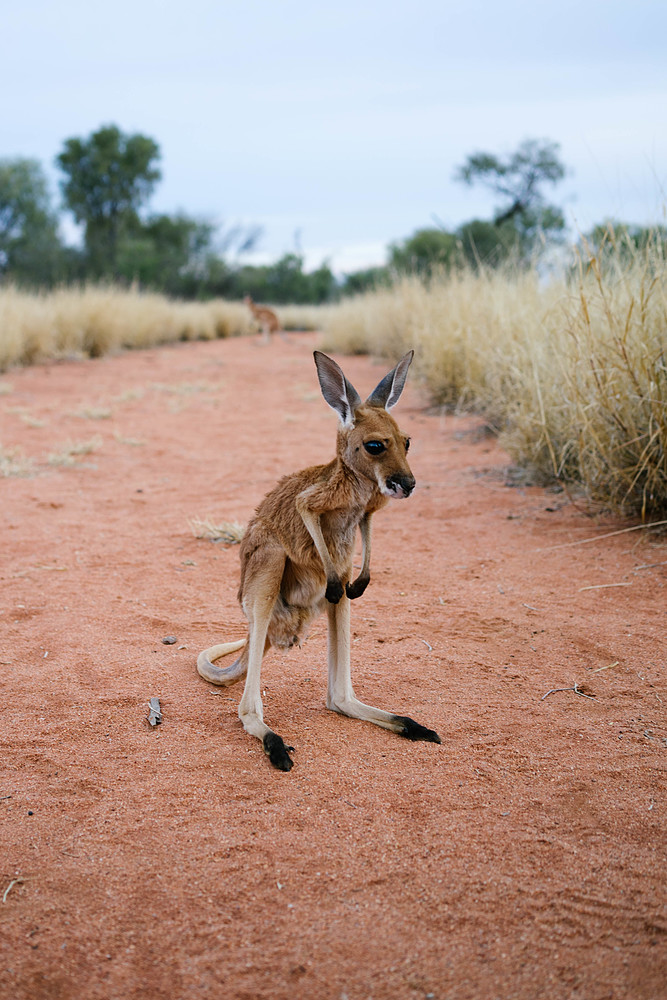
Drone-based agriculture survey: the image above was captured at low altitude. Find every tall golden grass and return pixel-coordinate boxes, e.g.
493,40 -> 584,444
0,285 -> 255,369
275,303 -> 330,331
0,286 -> 331,370
321,237 -> 667,518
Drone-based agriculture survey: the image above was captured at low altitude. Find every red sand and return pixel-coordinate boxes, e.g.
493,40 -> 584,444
1,333 -> 665,999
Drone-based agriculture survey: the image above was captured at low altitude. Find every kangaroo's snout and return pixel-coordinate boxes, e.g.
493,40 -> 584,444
386,473 -> 416,498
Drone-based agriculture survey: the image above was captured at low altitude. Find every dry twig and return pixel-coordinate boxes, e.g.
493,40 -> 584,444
539,520 -> 667,552
2,878 -> 26,904
541,682 -> 595,701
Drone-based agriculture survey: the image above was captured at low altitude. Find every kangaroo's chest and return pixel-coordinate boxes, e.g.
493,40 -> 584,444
321,506 -> 365,562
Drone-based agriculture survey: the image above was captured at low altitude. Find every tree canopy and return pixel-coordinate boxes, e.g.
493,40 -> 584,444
0,158 -> 66,285
57,125 -> 161,277
454,138 -> 567,253
388,228 -> 458,274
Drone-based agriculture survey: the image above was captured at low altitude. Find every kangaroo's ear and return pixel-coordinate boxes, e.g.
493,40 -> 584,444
365,350 -> 414,410
314,351 -> 362,428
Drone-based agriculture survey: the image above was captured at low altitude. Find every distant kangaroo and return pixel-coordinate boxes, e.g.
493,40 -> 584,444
197,350 -> 441,770
244,295 -> 284,343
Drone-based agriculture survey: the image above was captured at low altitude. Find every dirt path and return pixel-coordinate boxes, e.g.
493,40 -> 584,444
1,333 -> 665,1000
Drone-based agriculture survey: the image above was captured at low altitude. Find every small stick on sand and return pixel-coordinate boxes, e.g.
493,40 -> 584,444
541,682 -> 595,701
2,878 -> 26,904
539,519 -> 667,552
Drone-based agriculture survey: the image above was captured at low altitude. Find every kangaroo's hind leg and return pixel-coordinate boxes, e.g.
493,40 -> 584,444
326,596 -> 441,744
238,544 -> 295,770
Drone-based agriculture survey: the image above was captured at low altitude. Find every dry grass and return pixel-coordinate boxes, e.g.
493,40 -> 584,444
320,237 -> 667,518
0,286 -> 255,370
189,517 -> 246,544
274,304 -> 331,331
19,413 -> 47,428
72,406 -> 113,420
546,239 -> 667,517
47,436 -> 103,467
0,286 -> 321,370
151,381 -> 212,396
114,432 -> 145,447
0,444 -> 35,477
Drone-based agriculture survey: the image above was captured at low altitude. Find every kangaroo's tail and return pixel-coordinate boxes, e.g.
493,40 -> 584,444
196,639 -> 246,686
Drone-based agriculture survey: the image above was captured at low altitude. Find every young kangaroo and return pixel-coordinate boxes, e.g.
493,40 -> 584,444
197,350 -> 441,770
244,295 -> 284,343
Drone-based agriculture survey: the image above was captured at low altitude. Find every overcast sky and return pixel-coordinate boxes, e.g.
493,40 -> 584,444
3,0 -> 666,272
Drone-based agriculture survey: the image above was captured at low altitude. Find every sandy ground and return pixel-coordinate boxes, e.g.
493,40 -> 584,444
0,332 -> 665,1000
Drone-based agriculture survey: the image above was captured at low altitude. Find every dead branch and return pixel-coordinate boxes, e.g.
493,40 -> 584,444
541,682 -> 595,701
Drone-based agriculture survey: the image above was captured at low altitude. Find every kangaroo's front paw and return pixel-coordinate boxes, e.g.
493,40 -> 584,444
325,576 -> 344,604
263,732 -> 295,771
346,574 -> 370,600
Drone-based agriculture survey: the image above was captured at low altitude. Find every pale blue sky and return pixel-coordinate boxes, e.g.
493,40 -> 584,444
3,0 -> 666,272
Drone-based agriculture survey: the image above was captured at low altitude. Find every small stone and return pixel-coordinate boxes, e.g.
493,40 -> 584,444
161,636 -> 177,645
147,698 -> 162,726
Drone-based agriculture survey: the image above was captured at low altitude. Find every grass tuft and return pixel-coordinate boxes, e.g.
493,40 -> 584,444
0,444 -> 35,477
47,436 -> 103,467
189,517 -> 246,544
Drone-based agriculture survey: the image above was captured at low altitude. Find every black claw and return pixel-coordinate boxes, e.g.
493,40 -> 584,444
325,577 -> 344,604
346,575 -> 370,600
394,715 -> 442,744
263,732 -> 294,771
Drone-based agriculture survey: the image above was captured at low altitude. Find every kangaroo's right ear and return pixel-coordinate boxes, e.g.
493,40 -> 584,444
313,351 -> 362,428
365,350 -> 414,410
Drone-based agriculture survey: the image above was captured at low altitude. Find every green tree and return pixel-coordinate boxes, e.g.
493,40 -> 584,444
116,214 -> 216,293
227,253 -> 336,304
117,213 -> 263,298
389,227 -> 457,274
454,138 -> 567,255
585,219 -> 667,261
0,158 -> 65,285
455,218 -> 521,268
303,259 -> 337,304
340,265 -> 390,296
265,252 -> 312,302
57,125 -> 161,278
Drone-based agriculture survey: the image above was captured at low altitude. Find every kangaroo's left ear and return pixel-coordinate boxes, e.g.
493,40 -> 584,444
365,350 -> 414,410
314,351 -> 362,427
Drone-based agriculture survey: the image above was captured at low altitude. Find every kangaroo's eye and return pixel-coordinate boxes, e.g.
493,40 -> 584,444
363,441 -> 386,456
405,437 -> 411,453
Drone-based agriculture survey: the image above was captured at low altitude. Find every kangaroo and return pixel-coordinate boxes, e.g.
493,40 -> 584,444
197,350 -> 441,770
244,295 -> 284,343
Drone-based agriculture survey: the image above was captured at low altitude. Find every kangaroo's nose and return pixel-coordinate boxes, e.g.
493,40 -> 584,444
386,473 -> 416,498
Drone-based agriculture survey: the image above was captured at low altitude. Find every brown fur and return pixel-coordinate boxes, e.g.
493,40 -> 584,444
244,295 -> 283,341
196,351 -> 441,770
